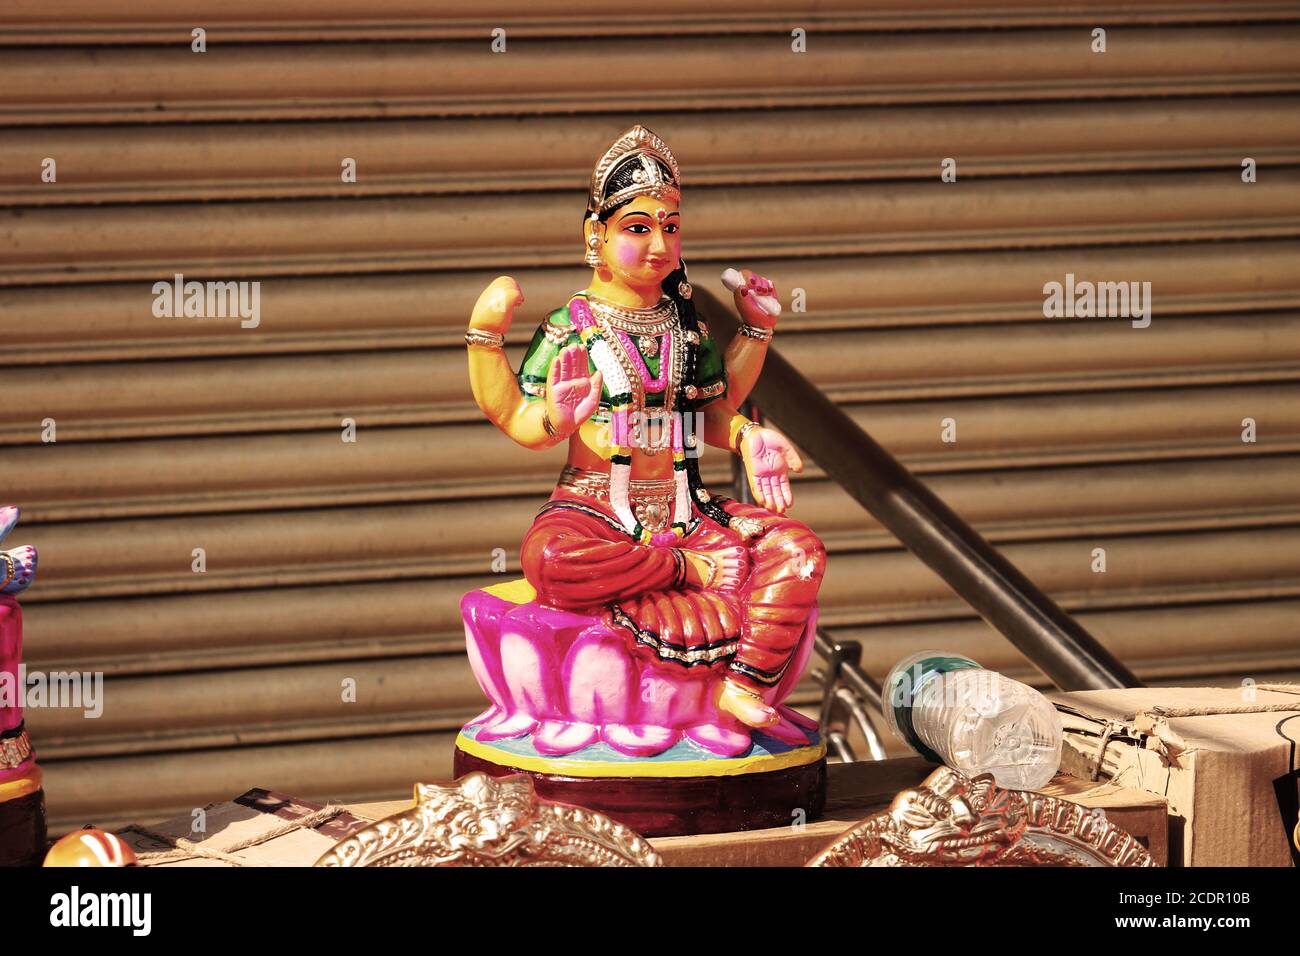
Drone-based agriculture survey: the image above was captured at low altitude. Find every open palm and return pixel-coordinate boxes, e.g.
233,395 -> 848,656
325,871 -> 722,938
545,344 -> 603,437
740,426 -> 803,514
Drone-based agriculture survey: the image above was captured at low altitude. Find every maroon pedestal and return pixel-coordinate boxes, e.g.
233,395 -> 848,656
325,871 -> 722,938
454,745 -> 826,838
0,789 -> 47,867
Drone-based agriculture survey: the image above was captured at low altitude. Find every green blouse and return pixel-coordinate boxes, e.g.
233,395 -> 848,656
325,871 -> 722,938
516,301 -> 727,417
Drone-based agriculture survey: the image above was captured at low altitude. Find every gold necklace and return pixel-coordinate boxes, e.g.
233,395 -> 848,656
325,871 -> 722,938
588,300 -> 681,454
586,294 -> 677,334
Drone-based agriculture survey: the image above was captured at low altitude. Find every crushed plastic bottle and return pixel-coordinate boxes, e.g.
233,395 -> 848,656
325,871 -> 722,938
882,650 -> 1064,791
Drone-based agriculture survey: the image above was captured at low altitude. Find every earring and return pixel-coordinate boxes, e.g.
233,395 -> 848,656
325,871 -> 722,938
677,259 -> 693,299
584,214 -> 603,268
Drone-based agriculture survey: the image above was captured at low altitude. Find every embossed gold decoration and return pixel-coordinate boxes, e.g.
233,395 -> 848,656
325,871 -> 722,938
584,215 -> 604,267
732,420 -> 761,453
0,727 -> 33,771
542,408 -> 560,439
464,328 -> 505,350
542,319 -> 571,346
728,516 -> 765,540
315,772 -> 662,867
585,294 -> 677,333
587,125 -> 681,216
559,464 -> 677,532
634,497 -> 672,533
807,766 -> 1155,867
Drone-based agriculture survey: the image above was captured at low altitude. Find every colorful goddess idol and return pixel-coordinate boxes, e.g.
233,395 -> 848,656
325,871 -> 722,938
456,126 -> 827,834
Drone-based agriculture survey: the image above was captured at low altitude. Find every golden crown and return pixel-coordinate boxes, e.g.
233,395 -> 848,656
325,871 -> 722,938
587,125 -> 681,216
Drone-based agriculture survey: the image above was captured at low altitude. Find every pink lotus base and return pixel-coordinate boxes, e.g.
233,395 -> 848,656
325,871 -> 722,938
461,585 -> 819,759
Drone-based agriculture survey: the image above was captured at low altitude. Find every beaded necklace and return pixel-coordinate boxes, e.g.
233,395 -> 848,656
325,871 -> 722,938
587,296 -> 680,455
613,327 -> 672,391
568,294 -> 692,545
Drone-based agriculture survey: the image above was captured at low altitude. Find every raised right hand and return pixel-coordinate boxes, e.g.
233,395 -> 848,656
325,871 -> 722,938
545,344 -> 603,438
470,276 -> 524,335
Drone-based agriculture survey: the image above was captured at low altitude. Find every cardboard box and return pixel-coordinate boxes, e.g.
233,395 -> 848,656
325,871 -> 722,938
120,789 -> 370,867
1052,685 -> 1300,867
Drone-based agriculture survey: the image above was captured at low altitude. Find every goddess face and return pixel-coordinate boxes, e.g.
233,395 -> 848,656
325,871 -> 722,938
589,195 -> 681,288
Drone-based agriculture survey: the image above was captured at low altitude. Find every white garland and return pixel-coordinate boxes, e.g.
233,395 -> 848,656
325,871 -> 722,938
574,328 -> 691,540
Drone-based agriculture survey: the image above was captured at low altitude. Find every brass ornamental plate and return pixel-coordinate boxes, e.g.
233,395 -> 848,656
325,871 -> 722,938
808,766 -> 1155,867
315,772 -> 661,868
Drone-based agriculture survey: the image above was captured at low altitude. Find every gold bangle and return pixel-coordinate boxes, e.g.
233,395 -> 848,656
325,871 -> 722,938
738,322 -> 773,342
542,408 -> 560,439
465,328 -> 505,349
732,420 -> 761,453
670,547 -> 687,589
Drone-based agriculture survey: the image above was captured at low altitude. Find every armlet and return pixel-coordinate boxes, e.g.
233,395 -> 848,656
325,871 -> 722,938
517,306 -> 579,400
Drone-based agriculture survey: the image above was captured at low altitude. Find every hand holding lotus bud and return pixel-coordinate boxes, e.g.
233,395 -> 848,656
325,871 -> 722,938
721,268 -> 781,326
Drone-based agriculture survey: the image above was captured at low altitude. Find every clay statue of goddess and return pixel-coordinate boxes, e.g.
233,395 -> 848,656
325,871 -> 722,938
462,125 -> 826,762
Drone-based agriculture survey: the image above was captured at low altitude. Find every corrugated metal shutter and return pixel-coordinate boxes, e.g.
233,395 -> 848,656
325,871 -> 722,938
2,1 -> 1298,831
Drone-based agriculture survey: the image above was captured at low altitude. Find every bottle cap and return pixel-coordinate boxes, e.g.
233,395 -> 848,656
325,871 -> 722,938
881,650 -> 983,762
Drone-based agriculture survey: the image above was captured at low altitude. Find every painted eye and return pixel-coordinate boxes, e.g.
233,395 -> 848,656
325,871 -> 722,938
664,223 -> 679,234
626,223 -> 650,234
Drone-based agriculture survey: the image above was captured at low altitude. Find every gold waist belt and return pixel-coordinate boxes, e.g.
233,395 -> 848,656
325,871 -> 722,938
557,465 -> 678,532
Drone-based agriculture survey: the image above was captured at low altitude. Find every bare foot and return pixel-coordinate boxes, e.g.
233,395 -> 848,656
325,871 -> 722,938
716,677 -> 779,729
681,546 -> 749,590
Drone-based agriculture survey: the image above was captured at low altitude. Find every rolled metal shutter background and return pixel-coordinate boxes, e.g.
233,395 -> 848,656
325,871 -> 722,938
2,1 -> 1298,831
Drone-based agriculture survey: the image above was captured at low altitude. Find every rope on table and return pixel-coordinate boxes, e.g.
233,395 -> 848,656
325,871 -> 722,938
122,804 -> 347,867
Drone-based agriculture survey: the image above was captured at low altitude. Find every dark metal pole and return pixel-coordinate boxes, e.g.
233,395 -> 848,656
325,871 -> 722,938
703,292 -> 1140,691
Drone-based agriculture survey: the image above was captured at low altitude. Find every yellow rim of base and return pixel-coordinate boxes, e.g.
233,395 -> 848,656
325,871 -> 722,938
0,766 -> 42,802
481,578 -> 537,604
456,730 -> 824,778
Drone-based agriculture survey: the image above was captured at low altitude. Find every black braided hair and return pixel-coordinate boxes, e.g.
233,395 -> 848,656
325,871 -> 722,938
663,259 -> 733,529
595,155 -> 677,220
